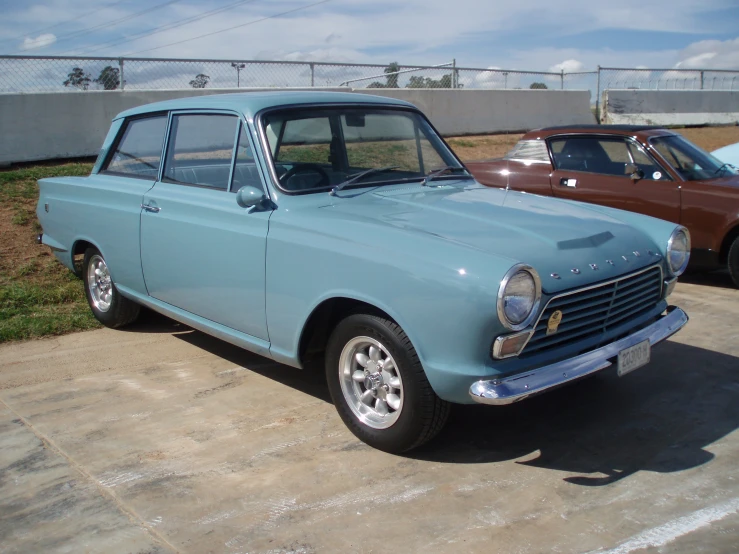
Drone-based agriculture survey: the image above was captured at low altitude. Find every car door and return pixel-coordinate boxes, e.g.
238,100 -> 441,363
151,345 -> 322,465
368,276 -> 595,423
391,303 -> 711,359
93,114 -> 168,295
548,135 -> 681,224
140,111 -> 272,341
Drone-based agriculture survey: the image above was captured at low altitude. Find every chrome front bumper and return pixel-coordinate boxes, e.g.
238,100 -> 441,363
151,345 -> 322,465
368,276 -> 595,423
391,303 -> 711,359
469,306 -> 688,405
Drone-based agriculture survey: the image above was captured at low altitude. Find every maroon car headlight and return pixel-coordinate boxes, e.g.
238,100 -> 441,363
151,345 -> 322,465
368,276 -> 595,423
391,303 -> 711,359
667,226 -> 691,277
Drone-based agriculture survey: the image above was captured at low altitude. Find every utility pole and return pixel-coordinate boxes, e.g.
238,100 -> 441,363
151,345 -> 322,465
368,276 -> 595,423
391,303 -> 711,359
231,62 -> 246,88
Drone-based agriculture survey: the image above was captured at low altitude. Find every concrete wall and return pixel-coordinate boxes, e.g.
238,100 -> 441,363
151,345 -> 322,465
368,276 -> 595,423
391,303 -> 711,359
365,89 -> 594,135
0,88 -> 594,165
602,90 -> 739,126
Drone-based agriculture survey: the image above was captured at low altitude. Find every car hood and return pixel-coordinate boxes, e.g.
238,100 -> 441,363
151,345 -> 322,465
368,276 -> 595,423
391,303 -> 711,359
325,182 -> 665,292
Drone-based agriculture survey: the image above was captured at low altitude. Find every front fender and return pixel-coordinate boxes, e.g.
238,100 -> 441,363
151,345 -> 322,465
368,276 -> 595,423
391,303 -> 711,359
265,212 -> 512,400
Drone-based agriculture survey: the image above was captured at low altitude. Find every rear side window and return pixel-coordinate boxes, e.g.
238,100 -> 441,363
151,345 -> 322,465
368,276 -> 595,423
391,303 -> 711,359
104,115 -> 168,179
505,140 -> 550,163
162,114 -> 239,191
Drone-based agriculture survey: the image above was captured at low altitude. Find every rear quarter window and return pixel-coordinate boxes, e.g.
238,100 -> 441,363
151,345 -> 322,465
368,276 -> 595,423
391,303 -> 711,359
504,140 -> 550,163
103,115 -> 168,180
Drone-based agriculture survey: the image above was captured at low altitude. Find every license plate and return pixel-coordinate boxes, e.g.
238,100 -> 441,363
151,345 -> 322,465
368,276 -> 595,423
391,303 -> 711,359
617,340 -> 651,377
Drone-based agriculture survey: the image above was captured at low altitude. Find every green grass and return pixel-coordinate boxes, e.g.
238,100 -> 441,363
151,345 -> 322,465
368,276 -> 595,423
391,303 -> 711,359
0,161 -> 99,343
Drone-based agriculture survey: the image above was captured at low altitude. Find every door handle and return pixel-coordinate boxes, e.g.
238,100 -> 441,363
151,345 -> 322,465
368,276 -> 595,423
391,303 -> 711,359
141,204 -> 160,213
559,178 -> 577,188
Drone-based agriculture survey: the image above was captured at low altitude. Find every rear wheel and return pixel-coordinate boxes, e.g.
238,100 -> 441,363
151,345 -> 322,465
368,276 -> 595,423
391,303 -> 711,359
728,236 -> 739,288
326,313 -> 450,453
82,248 -> 140,328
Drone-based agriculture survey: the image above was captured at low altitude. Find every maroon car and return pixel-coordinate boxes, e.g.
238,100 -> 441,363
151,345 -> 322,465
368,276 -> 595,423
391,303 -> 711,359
466,125 -> 739,286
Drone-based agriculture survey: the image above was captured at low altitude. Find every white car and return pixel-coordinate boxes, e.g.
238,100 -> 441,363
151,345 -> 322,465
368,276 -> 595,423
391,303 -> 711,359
712,142 -> 739,168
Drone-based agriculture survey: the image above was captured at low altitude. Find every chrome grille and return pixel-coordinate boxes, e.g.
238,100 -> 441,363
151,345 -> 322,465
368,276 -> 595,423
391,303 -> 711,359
522,266 -> 663,356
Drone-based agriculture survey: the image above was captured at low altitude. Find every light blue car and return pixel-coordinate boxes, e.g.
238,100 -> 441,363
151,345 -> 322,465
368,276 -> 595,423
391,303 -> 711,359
37,91 -> 690,452
713,142 -> 739,169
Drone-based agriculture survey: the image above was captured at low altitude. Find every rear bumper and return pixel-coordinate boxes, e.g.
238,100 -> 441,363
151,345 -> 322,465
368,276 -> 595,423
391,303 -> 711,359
469,306 -> 688,405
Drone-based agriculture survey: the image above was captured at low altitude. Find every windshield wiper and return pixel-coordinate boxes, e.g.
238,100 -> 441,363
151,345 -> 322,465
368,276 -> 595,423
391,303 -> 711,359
421,165 -> 471,186
714,162 -> 736,176
330,166 -> 401,195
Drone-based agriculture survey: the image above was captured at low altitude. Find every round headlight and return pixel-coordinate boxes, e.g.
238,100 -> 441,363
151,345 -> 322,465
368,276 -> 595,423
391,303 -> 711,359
497,265 -> 541,330
667,226 -> 691,277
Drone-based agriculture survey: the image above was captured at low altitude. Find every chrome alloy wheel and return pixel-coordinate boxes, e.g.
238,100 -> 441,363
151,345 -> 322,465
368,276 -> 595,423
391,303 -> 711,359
339,336 -> 404,429
87,254 -> 113,312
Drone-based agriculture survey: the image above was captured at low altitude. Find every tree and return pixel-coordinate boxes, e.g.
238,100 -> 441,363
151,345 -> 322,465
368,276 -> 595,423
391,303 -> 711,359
384,62 -> 400,88
405,73 -> 457,89
189,73 -> 210,89
95,66 -> 120,90
367,81 -> 386,88
530,82 -> 548,89
63,67 -> 91,91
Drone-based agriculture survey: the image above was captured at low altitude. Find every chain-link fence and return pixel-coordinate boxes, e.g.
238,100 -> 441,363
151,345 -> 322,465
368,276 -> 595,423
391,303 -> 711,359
1,55 -> 737,96
598,67 -> 739,92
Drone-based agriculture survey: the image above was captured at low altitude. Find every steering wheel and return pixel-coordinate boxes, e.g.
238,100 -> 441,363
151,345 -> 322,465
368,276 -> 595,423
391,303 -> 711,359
280,164 -> 331,191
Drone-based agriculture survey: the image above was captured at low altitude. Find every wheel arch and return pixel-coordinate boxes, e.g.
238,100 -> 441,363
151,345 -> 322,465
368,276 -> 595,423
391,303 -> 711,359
71,237 -> 104,277
719,222 -> 739,264
297,296 -> 402,367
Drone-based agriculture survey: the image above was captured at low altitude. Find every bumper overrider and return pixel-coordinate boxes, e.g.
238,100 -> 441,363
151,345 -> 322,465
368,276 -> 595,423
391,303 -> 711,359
469,306 -> 688,405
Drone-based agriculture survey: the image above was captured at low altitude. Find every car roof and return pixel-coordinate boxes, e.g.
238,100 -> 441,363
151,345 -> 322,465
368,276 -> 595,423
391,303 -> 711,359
114,90 -> 415,120
523,124 -> 676,139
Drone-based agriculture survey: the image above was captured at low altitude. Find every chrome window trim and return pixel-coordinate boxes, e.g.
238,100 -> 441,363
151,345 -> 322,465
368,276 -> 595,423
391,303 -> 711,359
496,264 -> 542,332
253,102 -> 468,196
160,109 -> 242,193
100,111 -> 169,181
505,158 -> 552,165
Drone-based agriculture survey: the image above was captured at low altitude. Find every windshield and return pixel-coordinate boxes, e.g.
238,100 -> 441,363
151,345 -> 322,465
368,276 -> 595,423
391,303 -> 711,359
650,135 -> 739,180
261,107 -> 467,193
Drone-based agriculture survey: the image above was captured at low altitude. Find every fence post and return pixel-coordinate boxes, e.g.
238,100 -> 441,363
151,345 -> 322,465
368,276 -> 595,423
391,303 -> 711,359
595,65 -> 601,124
452,58 -> 456,89
560,70 -> 564,90
310,63 -> 315,87
119,58 -> 125,90
700,70 -> 704,90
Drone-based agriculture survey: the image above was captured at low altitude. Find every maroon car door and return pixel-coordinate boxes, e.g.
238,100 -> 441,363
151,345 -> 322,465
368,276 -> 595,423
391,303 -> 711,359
548,135 -> 681,224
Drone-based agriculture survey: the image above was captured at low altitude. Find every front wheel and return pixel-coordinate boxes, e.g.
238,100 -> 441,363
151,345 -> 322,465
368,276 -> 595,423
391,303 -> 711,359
729,236 -> 739,288
82,248 -> 140,328
326,313 -> 450,453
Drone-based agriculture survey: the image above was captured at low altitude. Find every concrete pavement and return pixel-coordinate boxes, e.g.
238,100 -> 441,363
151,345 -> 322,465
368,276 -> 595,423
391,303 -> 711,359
1,274 -> 738,553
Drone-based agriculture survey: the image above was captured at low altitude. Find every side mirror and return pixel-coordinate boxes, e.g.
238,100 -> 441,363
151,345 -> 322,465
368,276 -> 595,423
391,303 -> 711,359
624,163 -> 644,181
236,186 -> 266,209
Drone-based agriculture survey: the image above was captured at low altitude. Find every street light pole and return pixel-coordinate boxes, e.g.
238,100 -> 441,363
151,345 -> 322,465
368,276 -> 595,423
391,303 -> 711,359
231,62 -> 245,88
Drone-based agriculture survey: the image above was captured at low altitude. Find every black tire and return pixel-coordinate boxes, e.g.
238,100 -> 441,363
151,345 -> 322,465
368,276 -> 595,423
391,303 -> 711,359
325,313 -> 450,453
729,236 -> 739,288
82,247 -> 140,328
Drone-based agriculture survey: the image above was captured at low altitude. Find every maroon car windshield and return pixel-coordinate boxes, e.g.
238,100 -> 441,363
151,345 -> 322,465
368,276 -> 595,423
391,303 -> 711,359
651,135 -> 739,181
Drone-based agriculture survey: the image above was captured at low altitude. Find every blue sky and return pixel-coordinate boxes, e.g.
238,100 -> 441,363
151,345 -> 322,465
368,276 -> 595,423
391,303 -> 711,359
1,0 -> 738,71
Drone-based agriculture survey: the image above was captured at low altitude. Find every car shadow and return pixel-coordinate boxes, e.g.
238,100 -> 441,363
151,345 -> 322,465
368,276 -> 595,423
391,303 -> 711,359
134,320 -> 738,485
172,327 -> 332,404
410,341 -> 739,486
681,269 -> 735,289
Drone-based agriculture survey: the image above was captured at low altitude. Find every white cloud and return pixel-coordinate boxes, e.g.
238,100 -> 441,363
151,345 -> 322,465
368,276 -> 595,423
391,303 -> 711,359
675,37 -> 739,69
20,33 -> 57,50
549,59 -> 585,73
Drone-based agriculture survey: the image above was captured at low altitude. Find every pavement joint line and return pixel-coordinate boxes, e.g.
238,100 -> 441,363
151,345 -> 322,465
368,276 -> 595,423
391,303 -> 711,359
0,394 -> 180,554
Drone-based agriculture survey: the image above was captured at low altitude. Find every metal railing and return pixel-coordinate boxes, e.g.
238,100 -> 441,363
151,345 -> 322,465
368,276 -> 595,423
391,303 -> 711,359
0,55 -> 737,97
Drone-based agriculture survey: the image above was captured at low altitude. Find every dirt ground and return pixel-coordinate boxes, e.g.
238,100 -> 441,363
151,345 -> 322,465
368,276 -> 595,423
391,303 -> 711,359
446,125 -> 739,161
